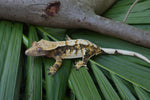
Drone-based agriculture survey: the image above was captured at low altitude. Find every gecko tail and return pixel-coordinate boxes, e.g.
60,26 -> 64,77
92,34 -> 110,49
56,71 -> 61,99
100,48 -> 150,64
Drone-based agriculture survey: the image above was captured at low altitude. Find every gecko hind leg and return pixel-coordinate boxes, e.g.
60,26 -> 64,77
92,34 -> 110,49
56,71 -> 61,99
73,51 -> 92,70
73,48 -> 97,70
48,58 -> 62,76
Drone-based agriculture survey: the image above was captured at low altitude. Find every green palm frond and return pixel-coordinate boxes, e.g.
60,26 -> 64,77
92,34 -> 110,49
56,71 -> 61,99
0,22 -> 23,100
25,26 -> 43,100
0,0 -> 150,100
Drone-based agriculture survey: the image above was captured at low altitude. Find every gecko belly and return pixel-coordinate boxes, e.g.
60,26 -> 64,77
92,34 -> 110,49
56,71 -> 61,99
62,49 -> 85,59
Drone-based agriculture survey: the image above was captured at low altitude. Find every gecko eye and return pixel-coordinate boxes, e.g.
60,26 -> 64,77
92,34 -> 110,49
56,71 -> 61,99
37,47 -> 42,52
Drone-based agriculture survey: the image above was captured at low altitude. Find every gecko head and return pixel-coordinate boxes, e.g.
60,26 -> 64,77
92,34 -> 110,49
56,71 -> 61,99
25,39 -> 58,56
25,40 -> 49,56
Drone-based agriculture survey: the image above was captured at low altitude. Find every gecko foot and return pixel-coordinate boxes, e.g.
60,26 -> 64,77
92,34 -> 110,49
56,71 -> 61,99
74,65 -> 89,70
73,61 -> 88,70
48,71 -> 56,76
48,72 -> 51,75
47,66 -> 57,76
47,67 -> 56,74
47,68 -> 50,71
75,66 -> 79,71
72,65 -> 79,70
73,61 -> 89,71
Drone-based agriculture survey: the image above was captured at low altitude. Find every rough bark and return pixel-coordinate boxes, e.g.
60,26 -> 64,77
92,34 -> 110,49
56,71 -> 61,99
0,0 -> 150,48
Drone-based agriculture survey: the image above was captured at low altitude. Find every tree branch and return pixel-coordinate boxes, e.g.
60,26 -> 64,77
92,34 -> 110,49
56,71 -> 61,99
0,0 -> 150,48
82,15 -> 150,48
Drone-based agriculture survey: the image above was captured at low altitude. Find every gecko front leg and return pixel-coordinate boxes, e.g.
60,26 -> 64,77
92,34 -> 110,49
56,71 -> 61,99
48,56 -> 62,75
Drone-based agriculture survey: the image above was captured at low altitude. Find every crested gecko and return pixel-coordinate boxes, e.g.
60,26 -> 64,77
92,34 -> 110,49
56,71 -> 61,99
25,37 -> 150,75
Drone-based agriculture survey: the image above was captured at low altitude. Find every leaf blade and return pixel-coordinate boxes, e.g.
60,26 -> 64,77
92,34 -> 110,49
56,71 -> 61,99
90,61 -> 120,100
25,26 -> 42,100
69,67 -> 101,100
0,22 -> 23,100
111,74 -> 136,100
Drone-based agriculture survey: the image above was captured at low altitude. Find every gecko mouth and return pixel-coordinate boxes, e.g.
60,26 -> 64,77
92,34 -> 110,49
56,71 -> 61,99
25,49 -> 36,56
25,49 -> 48,56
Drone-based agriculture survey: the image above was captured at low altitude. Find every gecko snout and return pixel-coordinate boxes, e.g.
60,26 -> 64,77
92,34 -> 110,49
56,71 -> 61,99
25,50 -> 29,56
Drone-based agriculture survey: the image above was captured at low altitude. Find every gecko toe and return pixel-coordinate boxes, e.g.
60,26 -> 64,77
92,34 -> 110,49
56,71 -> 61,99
51,73 -> 55,76
75,68 -> 79,71
48,72 -> 51,75
47,68 -> 50,71
48,72 -> 55,76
